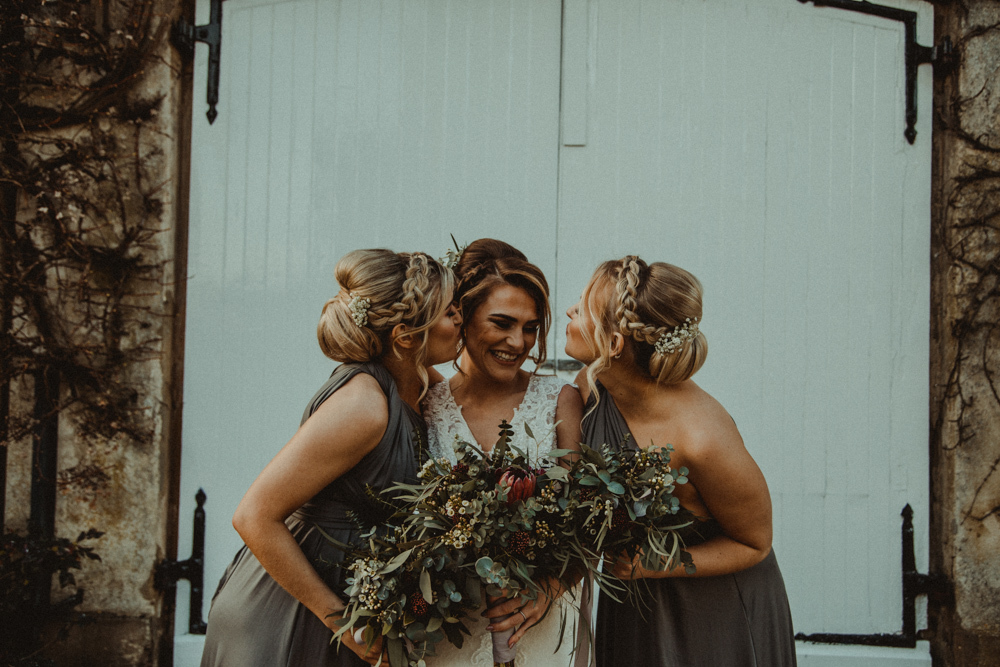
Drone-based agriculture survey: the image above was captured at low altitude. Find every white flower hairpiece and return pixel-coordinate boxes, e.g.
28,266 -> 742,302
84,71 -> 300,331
347,293 -> 371,328
439,234 -> 467,269
654,317 -> 700,356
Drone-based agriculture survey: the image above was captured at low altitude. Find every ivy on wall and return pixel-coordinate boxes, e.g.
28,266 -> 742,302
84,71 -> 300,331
935,16 -> 1000,524
1,0 -> 170,662
1,0 -> 165,481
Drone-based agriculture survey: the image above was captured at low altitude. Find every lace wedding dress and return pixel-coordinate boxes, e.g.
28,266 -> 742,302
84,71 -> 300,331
423,374 -> 582,667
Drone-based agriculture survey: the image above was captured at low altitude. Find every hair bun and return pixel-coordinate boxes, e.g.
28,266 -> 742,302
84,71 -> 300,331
455,238 -> 526,277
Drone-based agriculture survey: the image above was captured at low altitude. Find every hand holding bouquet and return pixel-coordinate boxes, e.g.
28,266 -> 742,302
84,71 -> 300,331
329,421 -> 697,667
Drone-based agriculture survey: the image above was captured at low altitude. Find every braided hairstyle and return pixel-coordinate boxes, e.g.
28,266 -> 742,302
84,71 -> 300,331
579,255 -> 707,394
317,249 -> 455,396
453,239 -> 551,368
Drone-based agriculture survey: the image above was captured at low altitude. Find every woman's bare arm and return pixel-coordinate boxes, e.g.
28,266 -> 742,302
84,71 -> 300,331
554,383 -> 585,457
231,373 -> 388,658
614,405 -> 772,579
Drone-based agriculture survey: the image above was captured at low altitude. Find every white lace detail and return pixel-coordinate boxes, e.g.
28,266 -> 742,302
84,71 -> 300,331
422,374 -> 582,666
424,375 -> 564,464
426,589 -> 583,667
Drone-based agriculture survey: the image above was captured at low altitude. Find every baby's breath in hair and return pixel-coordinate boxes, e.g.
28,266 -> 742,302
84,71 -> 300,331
654,317 -> 700,356
347,293 -> 371,327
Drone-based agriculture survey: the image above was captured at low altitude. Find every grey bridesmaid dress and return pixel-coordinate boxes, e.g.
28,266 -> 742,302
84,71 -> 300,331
200,362 -> 425,667
583,382 -> 797,667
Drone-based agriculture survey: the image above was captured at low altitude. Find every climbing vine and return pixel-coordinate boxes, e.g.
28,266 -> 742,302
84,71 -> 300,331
1,0 -> 167,477
933,14 -> 1000,527
0,0 -> 171,662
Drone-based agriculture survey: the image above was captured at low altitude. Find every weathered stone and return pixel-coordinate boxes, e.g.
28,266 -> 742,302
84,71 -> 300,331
931,0 -> 1000,663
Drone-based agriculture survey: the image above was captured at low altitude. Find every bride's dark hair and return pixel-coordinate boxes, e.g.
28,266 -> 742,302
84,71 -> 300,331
453,239 -> 551,368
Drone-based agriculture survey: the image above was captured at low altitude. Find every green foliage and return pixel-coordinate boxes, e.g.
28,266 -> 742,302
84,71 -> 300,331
330,420 -> 697,666
1,0 -> 165,451
0,529 -> 103,666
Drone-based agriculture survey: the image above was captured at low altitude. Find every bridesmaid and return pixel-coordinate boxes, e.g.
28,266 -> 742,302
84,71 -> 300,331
565,256 -> 796,667
201,249 -> 462,667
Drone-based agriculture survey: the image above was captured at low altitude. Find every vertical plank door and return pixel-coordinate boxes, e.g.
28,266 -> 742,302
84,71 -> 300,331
555,0 -> 932,663
176,0 -> 562,662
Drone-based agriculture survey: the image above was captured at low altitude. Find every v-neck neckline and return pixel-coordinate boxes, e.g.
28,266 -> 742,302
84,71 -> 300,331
446,374 -> 538,450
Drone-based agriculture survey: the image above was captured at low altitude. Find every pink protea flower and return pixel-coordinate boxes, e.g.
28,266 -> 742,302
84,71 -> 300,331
499,468 -> 536,504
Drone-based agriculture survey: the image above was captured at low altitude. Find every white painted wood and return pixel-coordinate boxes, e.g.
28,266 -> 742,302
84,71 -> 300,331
553,0 -> 932,659
178,0 -> 934,664
797,642 -> 932,666
178,0 -> 562,649
561,0 -> 590,146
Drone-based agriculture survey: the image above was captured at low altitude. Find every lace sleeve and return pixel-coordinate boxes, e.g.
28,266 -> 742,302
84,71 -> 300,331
422,381 -> 468,465
511,375 -> 565,460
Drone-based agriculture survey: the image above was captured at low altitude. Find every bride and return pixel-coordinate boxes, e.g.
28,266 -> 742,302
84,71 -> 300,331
423,239 -> 586,666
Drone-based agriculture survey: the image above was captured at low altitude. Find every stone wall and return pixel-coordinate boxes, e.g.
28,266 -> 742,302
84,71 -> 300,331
931,0 -> 1000,664
0,0 -> 191,664
2,0 -> 999,665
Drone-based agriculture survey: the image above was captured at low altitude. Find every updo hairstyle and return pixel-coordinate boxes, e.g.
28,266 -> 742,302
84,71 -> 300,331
453,239 -> 551,368
318,249 -> 454,392
580,255 -> 707,392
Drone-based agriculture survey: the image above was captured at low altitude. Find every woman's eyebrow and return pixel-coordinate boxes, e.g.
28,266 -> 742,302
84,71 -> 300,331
488,313 -> 540,325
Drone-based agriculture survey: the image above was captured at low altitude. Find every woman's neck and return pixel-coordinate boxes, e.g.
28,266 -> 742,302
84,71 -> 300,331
595,362 -> 659,410
380,354 -> 424,412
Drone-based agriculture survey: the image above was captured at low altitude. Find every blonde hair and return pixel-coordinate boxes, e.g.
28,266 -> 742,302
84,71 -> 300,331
453,239 -> 551,368
579,256 -> 707,395
317,249 -> 454,396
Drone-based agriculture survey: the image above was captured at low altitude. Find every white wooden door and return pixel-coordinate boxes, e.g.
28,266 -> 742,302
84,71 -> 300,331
177,0 -> 934,664
554,0 -> 932,664
176,0 -> 562,662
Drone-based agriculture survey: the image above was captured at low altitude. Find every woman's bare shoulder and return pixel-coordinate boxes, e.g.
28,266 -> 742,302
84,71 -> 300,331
308,372 -> 389,435
670,383 -> 743,461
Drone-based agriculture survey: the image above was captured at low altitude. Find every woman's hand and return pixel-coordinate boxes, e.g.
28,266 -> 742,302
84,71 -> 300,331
327,616 -> 387,666
483,578 -> 567,647
609,551 -> 663,581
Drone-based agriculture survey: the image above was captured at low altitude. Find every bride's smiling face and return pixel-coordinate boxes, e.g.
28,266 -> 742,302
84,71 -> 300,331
462,284 -> 540,384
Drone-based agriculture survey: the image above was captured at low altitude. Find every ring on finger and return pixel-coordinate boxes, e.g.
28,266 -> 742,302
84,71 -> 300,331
517,610 -> 527,624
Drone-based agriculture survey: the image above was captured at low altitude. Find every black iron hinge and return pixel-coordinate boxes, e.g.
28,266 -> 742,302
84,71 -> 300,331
155,489 -> 208,635
172,0 -> 225,124
799,0 -> 953,144
796,504 -> 952,648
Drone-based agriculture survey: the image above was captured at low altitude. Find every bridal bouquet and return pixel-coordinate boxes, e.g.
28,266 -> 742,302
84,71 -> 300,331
330,421 -> 696,667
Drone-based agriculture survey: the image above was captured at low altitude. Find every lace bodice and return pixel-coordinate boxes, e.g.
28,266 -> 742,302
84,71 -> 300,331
424,374 -> 563,464
422,374 -> 583,666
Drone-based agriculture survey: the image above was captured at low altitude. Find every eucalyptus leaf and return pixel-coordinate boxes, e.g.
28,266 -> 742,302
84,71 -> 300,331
475,557 -> 494,579
545,466 -> 569,480
545,448 -> 576,458
405,622 -> 427,641
387,637 -> 406,667
442,621 -> 466,649
419,568 -> 433,604
380,548 -> 414,574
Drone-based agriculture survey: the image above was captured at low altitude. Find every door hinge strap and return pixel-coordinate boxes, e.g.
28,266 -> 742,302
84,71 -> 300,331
156,488 -> 208,635
172,0 -> 226,124
796,504 -> 953,648
798,0 -> 952,144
